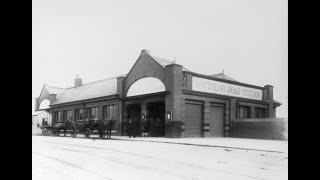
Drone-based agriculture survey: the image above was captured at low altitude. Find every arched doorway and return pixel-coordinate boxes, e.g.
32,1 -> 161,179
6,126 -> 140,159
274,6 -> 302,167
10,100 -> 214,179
125,77 -> 166,137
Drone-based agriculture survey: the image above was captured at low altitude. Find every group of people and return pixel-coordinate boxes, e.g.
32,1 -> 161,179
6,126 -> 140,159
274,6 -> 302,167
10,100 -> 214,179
126,118 -> 150,138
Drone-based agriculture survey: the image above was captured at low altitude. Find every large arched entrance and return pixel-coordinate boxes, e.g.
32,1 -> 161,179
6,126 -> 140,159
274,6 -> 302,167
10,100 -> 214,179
124,77 -> 166,137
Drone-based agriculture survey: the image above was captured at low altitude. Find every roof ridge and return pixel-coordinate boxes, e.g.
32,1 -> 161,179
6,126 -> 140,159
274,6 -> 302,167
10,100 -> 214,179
46,85 -> 65,89
209,72 -> 237,82
209,72 -> 224,76
150,55 -> 174,63
64,74 -> 126,90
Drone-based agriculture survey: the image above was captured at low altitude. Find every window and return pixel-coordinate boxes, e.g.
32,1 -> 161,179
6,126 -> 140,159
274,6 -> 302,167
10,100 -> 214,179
86,107 -> 99,120
63,110 -> 73,122
75,108 -> 84,121
237,105 -> 251,119
42,118 -> 48,126
255,107 -> 266,118
53,111 -> 61,122
102,105 -> 116,120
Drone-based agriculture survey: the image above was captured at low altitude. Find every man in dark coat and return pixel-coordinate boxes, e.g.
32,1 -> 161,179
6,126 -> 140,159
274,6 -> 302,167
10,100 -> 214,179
132,118 -> 137,138
142,119 -> 150,137
127,119 -> 133,138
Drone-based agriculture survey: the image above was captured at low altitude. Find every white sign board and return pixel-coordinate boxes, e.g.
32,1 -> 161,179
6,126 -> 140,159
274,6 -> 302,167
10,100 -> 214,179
192,77 -> 263,101
127,77 -> 166,97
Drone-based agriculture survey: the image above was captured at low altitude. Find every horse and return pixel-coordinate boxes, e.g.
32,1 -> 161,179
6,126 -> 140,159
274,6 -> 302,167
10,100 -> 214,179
53,122 -> 75,137
105,119 -> 116,139
98,119 -> 116,139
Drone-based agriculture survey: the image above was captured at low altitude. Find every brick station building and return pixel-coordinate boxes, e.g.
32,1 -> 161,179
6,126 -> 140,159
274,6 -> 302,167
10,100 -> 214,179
34,50 -> 281,138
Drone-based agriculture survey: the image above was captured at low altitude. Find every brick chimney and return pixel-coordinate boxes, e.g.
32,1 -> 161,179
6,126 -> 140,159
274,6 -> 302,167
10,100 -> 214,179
264,85 -> 274,118
75,75 -> 82,88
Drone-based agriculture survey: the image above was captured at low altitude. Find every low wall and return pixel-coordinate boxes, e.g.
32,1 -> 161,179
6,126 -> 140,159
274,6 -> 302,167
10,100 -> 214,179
231,118 -> 288,140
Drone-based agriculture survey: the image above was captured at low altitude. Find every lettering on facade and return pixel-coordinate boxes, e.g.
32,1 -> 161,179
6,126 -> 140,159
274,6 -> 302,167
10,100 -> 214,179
192,77 -> 262,100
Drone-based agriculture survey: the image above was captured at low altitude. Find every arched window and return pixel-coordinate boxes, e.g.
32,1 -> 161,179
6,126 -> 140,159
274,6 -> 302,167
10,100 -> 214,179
39,99 -> 50,109
127,77 -> 165,97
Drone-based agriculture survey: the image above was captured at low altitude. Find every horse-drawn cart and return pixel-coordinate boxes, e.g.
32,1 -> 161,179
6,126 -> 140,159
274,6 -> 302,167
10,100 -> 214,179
39,119 -> 116,139
71,119 -> 116,139
39,122 -> 76,137
39,125 -> 59,136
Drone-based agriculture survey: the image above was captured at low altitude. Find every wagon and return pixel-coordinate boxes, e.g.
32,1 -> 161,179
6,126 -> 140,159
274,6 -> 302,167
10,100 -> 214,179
71,119 -> 116,139
39,125 -> 59,136
40,122 -> 76,137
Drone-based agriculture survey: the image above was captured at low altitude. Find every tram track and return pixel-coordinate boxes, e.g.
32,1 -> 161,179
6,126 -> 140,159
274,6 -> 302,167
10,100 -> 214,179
32,151 -> 114,180
42,140 -> 268,180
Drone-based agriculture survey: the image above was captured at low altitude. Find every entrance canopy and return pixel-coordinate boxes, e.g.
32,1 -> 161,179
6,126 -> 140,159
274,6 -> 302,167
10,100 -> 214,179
127,77 -> 166,97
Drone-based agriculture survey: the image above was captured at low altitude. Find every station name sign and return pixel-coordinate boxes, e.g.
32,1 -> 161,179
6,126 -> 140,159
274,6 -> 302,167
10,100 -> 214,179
192,77 -> 263,101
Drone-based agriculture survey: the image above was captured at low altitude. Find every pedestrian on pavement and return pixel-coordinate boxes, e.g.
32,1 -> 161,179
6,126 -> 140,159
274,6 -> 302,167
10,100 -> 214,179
142,118 -> 150,137
127,119 -> 133,138
132,118 -> 137,138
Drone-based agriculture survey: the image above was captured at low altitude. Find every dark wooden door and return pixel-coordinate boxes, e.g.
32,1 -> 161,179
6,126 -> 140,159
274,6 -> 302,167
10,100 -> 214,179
185,103 -> 203,137
209,105 -> 224,137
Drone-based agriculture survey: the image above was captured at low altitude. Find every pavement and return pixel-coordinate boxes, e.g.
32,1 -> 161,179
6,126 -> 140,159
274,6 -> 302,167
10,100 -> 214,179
32,135 -> 288,180
35,134 -> 288,153
112,136 -> 288,153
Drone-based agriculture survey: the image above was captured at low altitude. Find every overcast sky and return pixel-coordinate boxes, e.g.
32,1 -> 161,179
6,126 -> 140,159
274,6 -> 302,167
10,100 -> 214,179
32,0 -> 288,117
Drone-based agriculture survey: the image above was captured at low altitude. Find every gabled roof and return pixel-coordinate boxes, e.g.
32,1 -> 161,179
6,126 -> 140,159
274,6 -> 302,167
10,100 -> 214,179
209,72 -> 237,82
149,55 -> 175,68
46,85 -> 65,95
149,53 -> 192,72
32,110 -> 44,116
51,74 -> 125,105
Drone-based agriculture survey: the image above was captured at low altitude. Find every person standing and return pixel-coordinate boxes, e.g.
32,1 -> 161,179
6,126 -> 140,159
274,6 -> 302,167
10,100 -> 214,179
127,119 -> 133,138
143,118 -> 150,137
132,118 -> 137,138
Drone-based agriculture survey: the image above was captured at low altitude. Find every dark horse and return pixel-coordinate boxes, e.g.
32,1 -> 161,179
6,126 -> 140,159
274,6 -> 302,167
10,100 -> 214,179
53,122 -> 76,137
98,119 -> 116,139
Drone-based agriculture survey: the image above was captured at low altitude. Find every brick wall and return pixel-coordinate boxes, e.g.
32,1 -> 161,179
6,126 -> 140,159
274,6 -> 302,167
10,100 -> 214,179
51,97 -> 123,135
37,86 -> 58,110
164,64 -> 185,138
231,118 -> 288,140
124,51 -> 166,95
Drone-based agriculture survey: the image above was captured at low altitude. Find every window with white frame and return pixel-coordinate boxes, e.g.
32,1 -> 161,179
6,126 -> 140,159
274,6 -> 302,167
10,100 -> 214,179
53,111 -> 61,122
63,110 -> 73,121
75,108 -> 84,121
86,107 -> 99,120
102,105 -> 116,120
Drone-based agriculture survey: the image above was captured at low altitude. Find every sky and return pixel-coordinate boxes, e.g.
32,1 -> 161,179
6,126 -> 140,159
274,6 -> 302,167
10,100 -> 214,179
32,0 -> 288,117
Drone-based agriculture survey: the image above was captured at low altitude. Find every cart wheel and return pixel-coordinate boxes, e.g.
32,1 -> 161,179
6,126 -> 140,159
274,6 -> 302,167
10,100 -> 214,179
85,128 -> 91,138
71,129 -> 77,138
